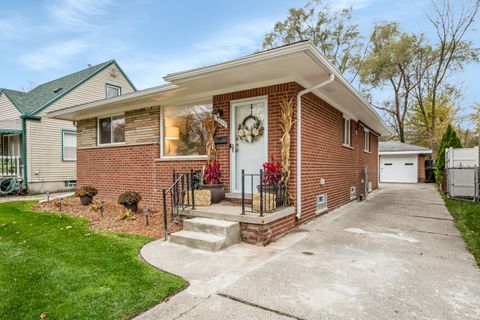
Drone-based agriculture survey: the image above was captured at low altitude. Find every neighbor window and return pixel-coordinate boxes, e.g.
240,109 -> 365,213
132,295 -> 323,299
98,114 -> 125,145
62,131 -> 77,161
343,116 -> 351,146
106,84 -> 121,98
364,129 -> 370,152
162,104 -> 212,157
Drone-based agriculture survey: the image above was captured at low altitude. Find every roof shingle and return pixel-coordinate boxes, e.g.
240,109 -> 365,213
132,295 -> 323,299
1,60 -> 113,114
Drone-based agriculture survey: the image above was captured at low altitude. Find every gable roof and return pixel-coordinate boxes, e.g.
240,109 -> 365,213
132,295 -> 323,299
0,60 -> 136,115
48,41 -> 392,137
379,141 -> 432,154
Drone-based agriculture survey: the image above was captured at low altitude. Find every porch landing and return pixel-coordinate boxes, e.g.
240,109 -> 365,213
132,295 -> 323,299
183,204 -> 295,225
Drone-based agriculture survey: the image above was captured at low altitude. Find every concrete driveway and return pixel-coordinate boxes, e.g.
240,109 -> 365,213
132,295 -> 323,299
137,184 -> 480,320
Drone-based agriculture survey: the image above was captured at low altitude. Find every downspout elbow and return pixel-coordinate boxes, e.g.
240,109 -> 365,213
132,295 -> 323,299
295,74 -> 335,219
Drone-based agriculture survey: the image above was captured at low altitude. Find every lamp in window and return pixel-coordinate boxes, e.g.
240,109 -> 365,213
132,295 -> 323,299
165,126 -> 179,155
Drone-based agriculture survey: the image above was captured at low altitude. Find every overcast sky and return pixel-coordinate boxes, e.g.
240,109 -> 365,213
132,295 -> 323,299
0,0 -> 478,121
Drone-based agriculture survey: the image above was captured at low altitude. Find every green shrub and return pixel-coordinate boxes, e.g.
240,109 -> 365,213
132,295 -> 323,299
118,191 -> 142,205
74,186 -> 98,198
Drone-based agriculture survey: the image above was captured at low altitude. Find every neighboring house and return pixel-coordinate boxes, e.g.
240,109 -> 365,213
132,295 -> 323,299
49,41 -> 391,244
379,141 -> 432,183
0,60 -> 135,193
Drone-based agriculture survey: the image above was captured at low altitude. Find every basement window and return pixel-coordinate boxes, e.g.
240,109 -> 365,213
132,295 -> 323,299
350,186 -> 356,200
316,194 -> 328,214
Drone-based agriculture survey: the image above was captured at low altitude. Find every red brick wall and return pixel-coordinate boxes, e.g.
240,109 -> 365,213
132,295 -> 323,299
418,154 -> 426,182
77,144 -> 205,206
299,92 -> 379,224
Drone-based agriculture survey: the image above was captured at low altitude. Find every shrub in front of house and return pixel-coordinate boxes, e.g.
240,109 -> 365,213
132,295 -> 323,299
118,191 -> 142,213
74,186 -> 98,206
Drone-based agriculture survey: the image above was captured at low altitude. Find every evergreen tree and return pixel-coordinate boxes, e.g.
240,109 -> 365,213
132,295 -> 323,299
435,124 -> 463,183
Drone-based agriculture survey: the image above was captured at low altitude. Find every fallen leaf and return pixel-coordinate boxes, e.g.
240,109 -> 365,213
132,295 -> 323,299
40,311 -> 48,318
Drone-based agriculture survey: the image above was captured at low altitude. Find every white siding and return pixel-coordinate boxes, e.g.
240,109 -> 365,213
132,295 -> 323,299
37,64 -> 135,116
0,93 -> 21,121
27,64 -> 135,184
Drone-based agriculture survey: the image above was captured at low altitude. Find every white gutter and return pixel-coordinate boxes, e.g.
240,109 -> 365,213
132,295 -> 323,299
296,74 -> 335,219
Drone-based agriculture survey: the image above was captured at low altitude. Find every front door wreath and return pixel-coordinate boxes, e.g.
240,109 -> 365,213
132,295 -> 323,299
237,106 -> 264,143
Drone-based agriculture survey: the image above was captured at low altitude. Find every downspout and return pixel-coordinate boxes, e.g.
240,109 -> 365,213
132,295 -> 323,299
21,115 -> 27,189
20,113 -> 40,191
296,74 -> 335,219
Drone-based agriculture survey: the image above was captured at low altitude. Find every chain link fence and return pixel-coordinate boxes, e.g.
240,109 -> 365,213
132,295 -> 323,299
446,166 -> 480,201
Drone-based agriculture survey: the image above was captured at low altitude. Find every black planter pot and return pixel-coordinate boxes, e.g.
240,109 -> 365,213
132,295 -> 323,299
80,195 -> 93,206
199,183 -> 225,204
123,203 -> 138,213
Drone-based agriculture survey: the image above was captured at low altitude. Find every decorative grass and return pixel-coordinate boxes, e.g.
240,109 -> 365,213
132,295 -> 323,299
0,201 -> 186,319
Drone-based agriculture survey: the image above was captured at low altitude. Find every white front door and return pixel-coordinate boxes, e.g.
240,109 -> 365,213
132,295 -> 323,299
380,154 -> 418,183
230,97 -> 268,194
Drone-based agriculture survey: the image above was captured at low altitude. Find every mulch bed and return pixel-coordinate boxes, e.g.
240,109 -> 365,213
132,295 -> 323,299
33,197 -> 182,239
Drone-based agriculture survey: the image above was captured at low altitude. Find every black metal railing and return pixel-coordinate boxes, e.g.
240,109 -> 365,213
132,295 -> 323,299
0,156 -> 21,178
162,169 -> 198,240
241,169 -> 289,216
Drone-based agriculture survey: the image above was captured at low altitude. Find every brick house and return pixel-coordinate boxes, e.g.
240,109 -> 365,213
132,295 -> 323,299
49,41 -> 391,246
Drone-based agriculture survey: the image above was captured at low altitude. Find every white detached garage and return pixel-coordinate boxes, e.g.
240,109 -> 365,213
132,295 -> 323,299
379,141 -> 432,183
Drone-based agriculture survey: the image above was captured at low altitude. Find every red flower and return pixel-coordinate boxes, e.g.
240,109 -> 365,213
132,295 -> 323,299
262,154 -> 282,185
204,161 -> 222,185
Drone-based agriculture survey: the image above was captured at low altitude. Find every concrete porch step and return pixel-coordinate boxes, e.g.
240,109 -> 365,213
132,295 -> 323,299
170,230 -> 225,251
170,217 -> 241,251
183,217 -> 240,237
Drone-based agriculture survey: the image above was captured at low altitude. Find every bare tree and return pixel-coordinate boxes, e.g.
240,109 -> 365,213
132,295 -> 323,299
412,0 -> 480,152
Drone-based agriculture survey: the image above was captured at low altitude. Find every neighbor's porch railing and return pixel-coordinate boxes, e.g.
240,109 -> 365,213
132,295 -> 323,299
241,169 -> 289,216
162,169 -> 198,240
0,156 -> 22,178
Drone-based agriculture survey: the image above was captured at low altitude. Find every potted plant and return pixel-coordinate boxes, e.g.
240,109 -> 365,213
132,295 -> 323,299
199,160 -> 225,203
258,155 -> 285,206
74,186 -> 98,205
118,191 -> 142,213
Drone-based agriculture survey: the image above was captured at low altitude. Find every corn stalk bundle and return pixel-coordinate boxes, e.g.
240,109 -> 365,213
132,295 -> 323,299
279,96 -> 295,202
205,114 -> 217,162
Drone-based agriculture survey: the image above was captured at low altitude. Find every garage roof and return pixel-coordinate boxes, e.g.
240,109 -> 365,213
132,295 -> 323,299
379,141 -> 432,155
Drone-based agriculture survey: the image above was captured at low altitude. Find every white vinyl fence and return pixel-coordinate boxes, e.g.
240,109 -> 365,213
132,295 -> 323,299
445,147 -> 480,201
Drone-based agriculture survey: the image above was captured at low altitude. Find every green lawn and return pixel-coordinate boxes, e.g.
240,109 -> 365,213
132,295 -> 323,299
444,197 -> 480,267
0,201 -> 186,319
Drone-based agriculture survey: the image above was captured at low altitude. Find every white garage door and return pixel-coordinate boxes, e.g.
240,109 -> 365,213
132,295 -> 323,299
380,155 -> 418,183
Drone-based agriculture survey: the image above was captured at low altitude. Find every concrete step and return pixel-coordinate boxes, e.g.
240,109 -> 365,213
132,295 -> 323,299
170,230 -> 225,251
183,217 -> 240,237
170,218 -> 241,251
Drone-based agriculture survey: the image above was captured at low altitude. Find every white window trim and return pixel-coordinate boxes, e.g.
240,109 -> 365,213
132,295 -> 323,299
364,128 -> 370,152
159,104 -> 212,160
62,130 -> 77,161
97,113 -> 126,146
106,84 -> 121,98
343,115 -> 351,147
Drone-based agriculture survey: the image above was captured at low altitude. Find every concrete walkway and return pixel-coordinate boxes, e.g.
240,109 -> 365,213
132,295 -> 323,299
136,184 -> 480,320
0,191 -> 73,203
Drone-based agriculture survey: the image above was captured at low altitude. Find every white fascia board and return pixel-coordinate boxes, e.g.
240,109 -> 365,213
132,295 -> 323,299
379,150 -> 433,155
164,41 -> 313,83
304,48 -> 393,137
